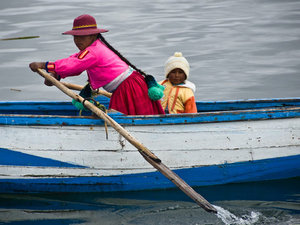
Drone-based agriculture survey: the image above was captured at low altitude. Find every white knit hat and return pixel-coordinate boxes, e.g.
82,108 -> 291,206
164,52 -> 190,79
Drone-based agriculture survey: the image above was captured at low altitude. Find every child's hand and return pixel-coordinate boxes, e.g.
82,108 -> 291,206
29,62 -> 45,72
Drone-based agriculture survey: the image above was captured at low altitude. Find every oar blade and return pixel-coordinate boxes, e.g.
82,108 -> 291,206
1,36 -> 40,41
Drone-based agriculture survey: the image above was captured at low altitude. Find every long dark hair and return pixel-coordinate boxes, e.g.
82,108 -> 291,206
97,33 -> 147,77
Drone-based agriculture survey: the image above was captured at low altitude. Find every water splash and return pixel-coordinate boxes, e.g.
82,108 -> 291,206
214,205 -> 261,225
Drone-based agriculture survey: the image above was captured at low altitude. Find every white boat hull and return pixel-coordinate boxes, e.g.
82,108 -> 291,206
0,98 -> 299,192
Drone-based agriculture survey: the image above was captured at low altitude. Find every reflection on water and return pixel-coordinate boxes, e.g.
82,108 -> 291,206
0,0 -> 300,101
0,178 -> 299,224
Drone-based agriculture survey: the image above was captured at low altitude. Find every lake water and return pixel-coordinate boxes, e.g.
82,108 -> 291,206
0,178 -> 299,224
0,0 -> 300,224
1,0 -> 300,101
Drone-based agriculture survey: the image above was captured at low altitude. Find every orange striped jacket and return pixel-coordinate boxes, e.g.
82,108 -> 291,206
159,79 -> 197,114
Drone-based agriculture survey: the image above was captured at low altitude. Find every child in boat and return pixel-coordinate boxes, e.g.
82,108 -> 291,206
29,14 -> 164,116
159,52 -> 197,114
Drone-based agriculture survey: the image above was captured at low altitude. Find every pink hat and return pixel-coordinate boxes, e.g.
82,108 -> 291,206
63,14 -> 108,36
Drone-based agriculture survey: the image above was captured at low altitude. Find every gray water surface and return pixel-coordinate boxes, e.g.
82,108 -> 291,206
0,178 -> 300,224
0,0 -> 300,101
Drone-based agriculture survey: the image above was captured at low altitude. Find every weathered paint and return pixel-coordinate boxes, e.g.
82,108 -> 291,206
0,155 -> 299,193
0,106 -> 300,126
0,97 -> 299,193
1,97 -> 299,116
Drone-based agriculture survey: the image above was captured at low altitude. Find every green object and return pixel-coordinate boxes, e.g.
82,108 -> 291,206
72,83 -> 107,112
145,75 -> 165,101
94,100 -> 106,112
148,86 -> 164,101
72,99 -> 90,111
158,83 -> 165,91
72,83 -> 92,111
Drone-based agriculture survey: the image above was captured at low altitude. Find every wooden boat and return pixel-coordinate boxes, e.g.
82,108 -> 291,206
0,97 -> 299,193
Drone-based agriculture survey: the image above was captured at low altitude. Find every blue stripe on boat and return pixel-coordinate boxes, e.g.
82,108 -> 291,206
0,155 -> 299,193
1,106 -> 300,126
1,97 -> 300,126
0,148 -> 86,168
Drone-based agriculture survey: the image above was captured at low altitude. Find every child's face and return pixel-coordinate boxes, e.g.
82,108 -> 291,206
168,68 -> 186,85
73,35 -> 97,51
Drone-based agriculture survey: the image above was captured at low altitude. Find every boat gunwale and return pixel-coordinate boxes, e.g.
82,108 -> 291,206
1,105 -> 300,126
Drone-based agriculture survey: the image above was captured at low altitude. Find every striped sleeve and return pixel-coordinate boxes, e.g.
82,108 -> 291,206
184,96 -> 197,113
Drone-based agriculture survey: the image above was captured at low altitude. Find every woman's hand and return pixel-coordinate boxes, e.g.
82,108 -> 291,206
29,62 -> 60,86
29,62 -> 46,72
44,73 -> 61,87
44,76 -> 54,86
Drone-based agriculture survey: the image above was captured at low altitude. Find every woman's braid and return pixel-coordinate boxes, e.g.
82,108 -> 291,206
98,34 -> 147,77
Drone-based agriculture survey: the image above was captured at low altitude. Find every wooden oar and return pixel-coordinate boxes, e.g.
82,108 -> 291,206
36,68 -> 217,213
61,82 -> 112,98
0,36 -> 40,41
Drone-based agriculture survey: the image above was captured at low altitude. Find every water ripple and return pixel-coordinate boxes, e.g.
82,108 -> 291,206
0,0 -> 300,101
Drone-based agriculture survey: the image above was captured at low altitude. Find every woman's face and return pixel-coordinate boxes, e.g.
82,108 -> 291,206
168,68 -> 186,85
73,34 -> 97,51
